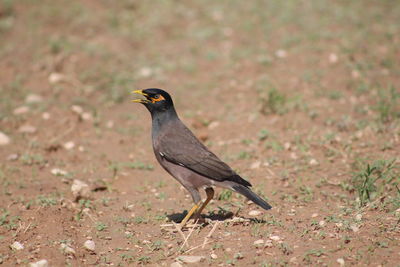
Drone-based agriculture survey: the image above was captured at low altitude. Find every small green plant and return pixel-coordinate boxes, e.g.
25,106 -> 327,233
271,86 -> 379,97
260,88 -> 287,115
352,159 -> 399,207
218,189 -> 232,201
96,222 -> 107,231
374,85 -> 400,123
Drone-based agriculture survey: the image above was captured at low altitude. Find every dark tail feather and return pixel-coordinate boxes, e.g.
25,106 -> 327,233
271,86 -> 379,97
232,185 -> 272,210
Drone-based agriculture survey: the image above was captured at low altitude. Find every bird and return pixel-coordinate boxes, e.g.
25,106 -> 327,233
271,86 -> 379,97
132,88 -> 272,227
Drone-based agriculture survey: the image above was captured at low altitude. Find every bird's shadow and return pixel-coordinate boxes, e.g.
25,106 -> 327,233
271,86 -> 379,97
166,208 -> 267,224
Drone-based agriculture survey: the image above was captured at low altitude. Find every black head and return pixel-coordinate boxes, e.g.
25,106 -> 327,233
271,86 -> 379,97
132,88 -> 174,114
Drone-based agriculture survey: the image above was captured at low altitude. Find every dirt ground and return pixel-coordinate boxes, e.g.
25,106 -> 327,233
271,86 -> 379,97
1,0 -> 399,266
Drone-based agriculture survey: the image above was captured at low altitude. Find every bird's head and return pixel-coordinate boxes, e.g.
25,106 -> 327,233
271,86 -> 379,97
132,88 -> 174,113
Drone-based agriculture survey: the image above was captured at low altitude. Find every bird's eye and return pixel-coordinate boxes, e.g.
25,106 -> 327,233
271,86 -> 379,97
153,94 -> 160,99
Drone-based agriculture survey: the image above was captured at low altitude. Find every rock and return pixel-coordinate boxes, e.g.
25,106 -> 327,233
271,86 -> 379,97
337,258 -> 345,266
60,244 -> 76,255
106,120 -> 114,128
170,262 -> 183,267
210,253 -> 218,259
329,53 -> 338,63
355,214 -> 362,221
177,255 -> 205,264
284,142 -> 291,150
13,106 -> 30,115
51,168 -> 68,176
25,94 -> 43,104
319,220 -> 326,227
83,240 -> 95,251
18,125 -> 37,134
0,132 -> 11,145
71,180 -> 90,200
10,241 -> 24,250
275,49 -> 287,58
253,239 -> 264,247
269,235 -> 281,241
309,158 -> 318,166
71,105 -> 83,114
63,141 -> 75,150
250,161 -> 261,169
7,153 -> 19,161
350,224 -> 359,232
138,67 -> 153,78
29,259 -> 48,267
248,210 -> 262,216
208,121 -> 220,130
48,73 -> 65,84
42,112 -> 50,120
81,112 -> 92,121
311,213 -> 318,218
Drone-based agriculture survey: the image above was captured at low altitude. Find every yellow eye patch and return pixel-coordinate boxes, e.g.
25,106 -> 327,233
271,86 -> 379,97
151,95 -> 165,103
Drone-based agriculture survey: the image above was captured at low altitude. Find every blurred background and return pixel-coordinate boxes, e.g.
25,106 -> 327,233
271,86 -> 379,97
0,0 -> 399,266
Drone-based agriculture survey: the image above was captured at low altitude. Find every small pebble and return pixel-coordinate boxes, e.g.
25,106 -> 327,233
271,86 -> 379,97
29,259 -> 48,267
63,141 -> 75,150
18,125 -> 37,134
71,105 -> 83,114
13,106 -> 30,115
337,258 -> 345,266
311,213 -> 318,218
248,210 -> 262,216
71,179 -> 90,200
42,112 -> 50,120
269,235 -> 281,241
10,241 -> 24,250
170,262 -> 183,267
7,153 -> 19,161
48,73 -> 65,84
177,255 -> 205,264
60,244 -> 75,255
25,94 -> 43,103
355,214 -> 362,221
0,132 -> 11,145
250,161 -> 261,169
83,240 -> 95,251
275,49 -> 287,58
253,239 -> 264,247
51,168 -> 68,176
309,159 -> 318,166
210,253 -> 218,259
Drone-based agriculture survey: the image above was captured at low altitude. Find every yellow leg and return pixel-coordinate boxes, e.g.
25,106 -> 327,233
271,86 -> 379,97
193,188 -> 214,220
180,203 -> 200,228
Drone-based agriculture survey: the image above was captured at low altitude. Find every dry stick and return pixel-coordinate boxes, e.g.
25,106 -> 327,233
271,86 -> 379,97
172,221 -> 188,247
179,219 -> 199,251
202,221 -> 219,249
23,222 -> 32,234
49,120 -> 77,144
184,240 -> 214,254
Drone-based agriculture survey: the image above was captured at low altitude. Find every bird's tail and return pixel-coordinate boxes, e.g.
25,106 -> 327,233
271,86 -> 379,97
232,184 -> 272,210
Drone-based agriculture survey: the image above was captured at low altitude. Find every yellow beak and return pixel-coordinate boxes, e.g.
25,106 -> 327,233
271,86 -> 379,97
132,90 -> 149,103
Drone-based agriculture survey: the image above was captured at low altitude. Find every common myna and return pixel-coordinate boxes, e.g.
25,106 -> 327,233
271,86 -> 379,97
133,88 -> 271,227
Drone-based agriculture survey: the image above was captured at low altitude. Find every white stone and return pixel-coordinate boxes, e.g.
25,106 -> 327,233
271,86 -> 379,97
71,105 -> 83,114
337,258 -> 345,266
81,112 -> 92,121
319,220 -> 326,227
48,73 -> 65,84
71,180 -> 90,199
284,142 -> 291,150
350,224 -> 359,232
329,53 -> 338,63
29,259 -> 48,267
248,210 -> 262,216
177,255 -> 205,264
250,161 -> 261,169
210,253 -> 218,259
106,120 -> 114,128
51,168 -> 68,176
13,106 -> 30,115
208,121 -> 220,130
138,67 -> 153,78
10,241 -> 24,250
7,154 -> 18,161
355,214 -> 362,221
83,240 -> 95,251
170,262 -> 183,267
269,236 -> 281,242
18,125 -> 37,134
309,158 -> 318,166
25,94 -> 43,103
60,243 -> 76,255
0,132 -> 11,145
42,112 -> 50,120
275,49 -> 287,58
311,213 -> 318,218
253,239 -> 264,247
63,141 -> 75,150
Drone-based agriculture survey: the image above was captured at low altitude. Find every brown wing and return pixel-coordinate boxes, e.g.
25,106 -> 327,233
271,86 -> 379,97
158,121 -> 251,187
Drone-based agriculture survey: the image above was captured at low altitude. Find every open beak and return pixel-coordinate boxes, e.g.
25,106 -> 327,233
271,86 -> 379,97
132,90 -> 150,103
